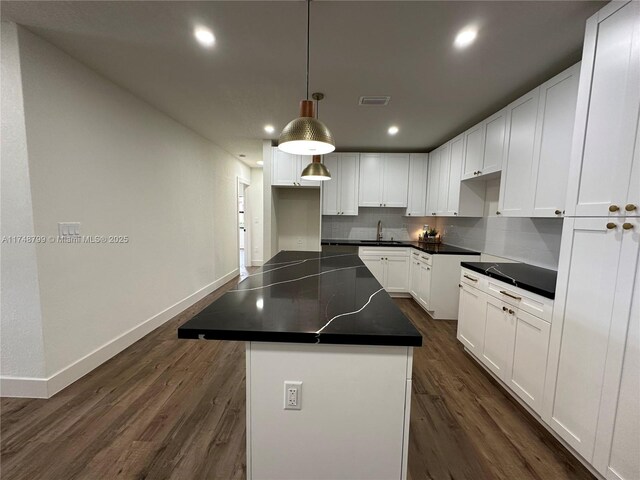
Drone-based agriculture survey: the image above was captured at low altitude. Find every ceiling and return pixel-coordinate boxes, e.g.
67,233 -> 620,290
2,1 -> 605,167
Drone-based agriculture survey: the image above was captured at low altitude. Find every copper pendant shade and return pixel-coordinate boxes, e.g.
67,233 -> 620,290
278,0 -> 335,156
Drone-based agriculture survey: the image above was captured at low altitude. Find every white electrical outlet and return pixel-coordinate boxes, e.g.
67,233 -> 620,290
284,381 -> 302,410
58,222 -> 81,237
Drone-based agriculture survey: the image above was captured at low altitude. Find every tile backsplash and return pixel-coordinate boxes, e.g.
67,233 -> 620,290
322,208 -> 564,270
322,208 -> 432,241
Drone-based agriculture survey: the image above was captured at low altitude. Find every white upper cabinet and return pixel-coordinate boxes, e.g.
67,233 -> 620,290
271,149 -> 320,187
498,88 -> 541,216
446,134 -> 485,217
426,148 -> 441,216
531,63 -> 581,217
405,154 -> 428,216
358,153 -> 384,206
436,143 -> 451,215
382,154 -> 411,207
322,153 -> 359,216
482,108 -> 508,175
565,0 -> 640,217
358,153 -> 409,207
462,123 -> 485,180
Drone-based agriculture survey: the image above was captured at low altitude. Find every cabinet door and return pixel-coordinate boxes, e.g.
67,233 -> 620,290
418,262 -> 432,310
565,0 -> 640,217
462,123 -> 485,180
385,256 -> 410,293
406,154 -> 427,216
339,153 -> 360,216
593,217 -> 640,479
426,149 -> 440,216
498,88 -> 540,217
410,259 -> 421,299
531,63 -> 581,217
481,296 -> 515,381
360,255 -> 386,287
322,154 -> 339,215
482,108 -> 508,174
272,149 -> 298,186
507,309 -> 551,414
456,283 -> 486,357
436,143 -> 451,215
382,154 -> 410,207
359,153 -> 384,206
544,217 -> 625,460
446,135 -> 464,216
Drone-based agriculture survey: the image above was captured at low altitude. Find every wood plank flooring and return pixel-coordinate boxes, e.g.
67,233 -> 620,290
1,276 -> 595,480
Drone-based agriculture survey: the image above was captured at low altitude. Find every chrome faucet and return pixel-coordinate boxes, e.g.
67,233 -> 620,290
376,220 -> 383,241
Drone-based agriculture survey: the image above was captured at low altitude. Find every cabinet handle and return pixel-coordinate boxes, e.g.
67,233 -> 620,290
408,213 -> 411,216
496,211 -> 501,215
508,309 -> 515,315
432,212 -> 436,216
499,290 -> 522,301
609,204 -> 620,212
384,204 -> 387,207
554,209 -> 562,215
625,204 -> 637,212
463,274 -> 478,282
477,170 -> 482,175
622,223 -> 634,231
427,267 -> 431,270
454,212 -> 458,215
380,203 -> 382,206
502,306 -> 508,312
606,222 -> 617,230
459,284 -> 463,288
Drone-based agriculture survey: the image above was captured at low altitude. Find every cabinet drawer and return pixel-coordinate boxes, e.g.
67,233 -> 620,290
418,253 -> 433,266
358,247 -> 409,257
460,269 -> 486,289
486,281 -> 553,322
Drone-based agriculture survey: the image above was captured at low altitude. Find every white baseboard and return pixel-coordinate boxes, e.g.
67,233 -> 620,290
251,259 -> 264,266
0,376 -> 48,398
1,268 -> 239,399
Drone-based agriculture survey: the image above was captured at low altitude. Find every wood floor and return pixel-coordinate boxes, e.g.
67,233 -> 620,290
1,275 -> 595,480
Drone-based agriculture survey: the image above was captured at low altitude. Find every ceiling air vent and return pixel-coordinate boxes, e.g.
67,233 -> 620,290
358,96 -> 391,106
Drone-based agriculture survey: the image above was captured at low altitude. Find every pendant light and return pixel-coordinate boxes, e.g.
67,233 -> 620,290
301,92 -> 331,181
278,0 -> 335,156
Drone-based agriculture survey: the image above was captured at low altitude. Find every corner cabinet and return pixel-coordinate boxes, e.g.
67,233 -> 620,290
322,153 -> 359,216
358,153 -> 410,207
564,0 -> 640,218
271,149 -> 320,187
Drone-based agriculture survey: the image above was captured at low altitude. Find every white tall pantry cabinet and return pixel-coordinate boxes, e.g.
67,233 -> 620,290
543,2 -> 640,480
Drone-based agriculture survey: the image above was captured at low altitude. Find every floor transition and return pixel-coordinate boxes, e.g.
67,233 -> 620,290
0,273 -> 595,480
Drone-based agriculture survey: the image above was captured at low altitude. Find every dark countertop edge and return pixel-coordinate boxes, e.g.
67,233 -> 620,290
321,239 -> 480,256
178,329 -> 423,347
460,262 -> 556,300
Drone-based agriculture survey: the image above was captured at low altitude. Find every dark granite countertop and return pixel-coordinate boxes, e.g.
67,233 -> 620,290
178,251 -> 423,347
321,239 -> 480,255
461,262 -> 558,300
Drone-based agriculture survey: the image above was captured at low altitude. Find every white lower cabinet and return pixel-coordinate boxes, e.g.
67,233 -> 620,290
359,248 -> 409,293
457,267 -> 553,417
506,309 -> 551,413
456,282 -> 487,357
417,260 -> 432,310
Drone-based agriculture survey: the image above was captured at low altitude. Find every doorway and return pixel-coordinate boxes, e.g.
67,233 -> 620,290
237,177 -> 251,279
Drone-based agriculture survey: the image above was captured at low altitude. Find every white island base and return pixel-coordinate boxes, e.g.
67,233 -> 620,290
245,342 -> 414,480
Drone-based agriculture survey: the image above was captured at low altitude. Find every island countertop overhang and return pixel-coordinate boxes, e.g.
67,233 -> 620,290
177,251 -> 423,347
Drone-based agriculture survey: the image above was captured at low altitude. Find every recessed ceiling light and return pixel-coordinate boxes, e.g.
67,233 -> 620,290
388,126 -> 399,135
264,125 -> 275,134
194,26 -> 215,47
454,26 -> 477,49
257,160 -> 264,166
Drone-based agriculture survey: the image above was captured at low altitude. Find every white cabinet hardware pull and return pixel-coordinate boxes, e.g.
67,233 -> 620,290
463,275 -> 478,282
500,290 -> 522,301
622,223 -> 634,230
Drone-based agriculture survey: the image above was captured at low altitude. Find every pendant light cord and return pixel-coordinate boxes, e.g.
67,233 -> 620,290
306,0 -> 310,100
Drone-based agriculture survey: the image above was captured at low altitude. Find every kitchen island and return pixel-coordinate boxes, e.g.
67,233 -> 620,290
179,251 -> 422,480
